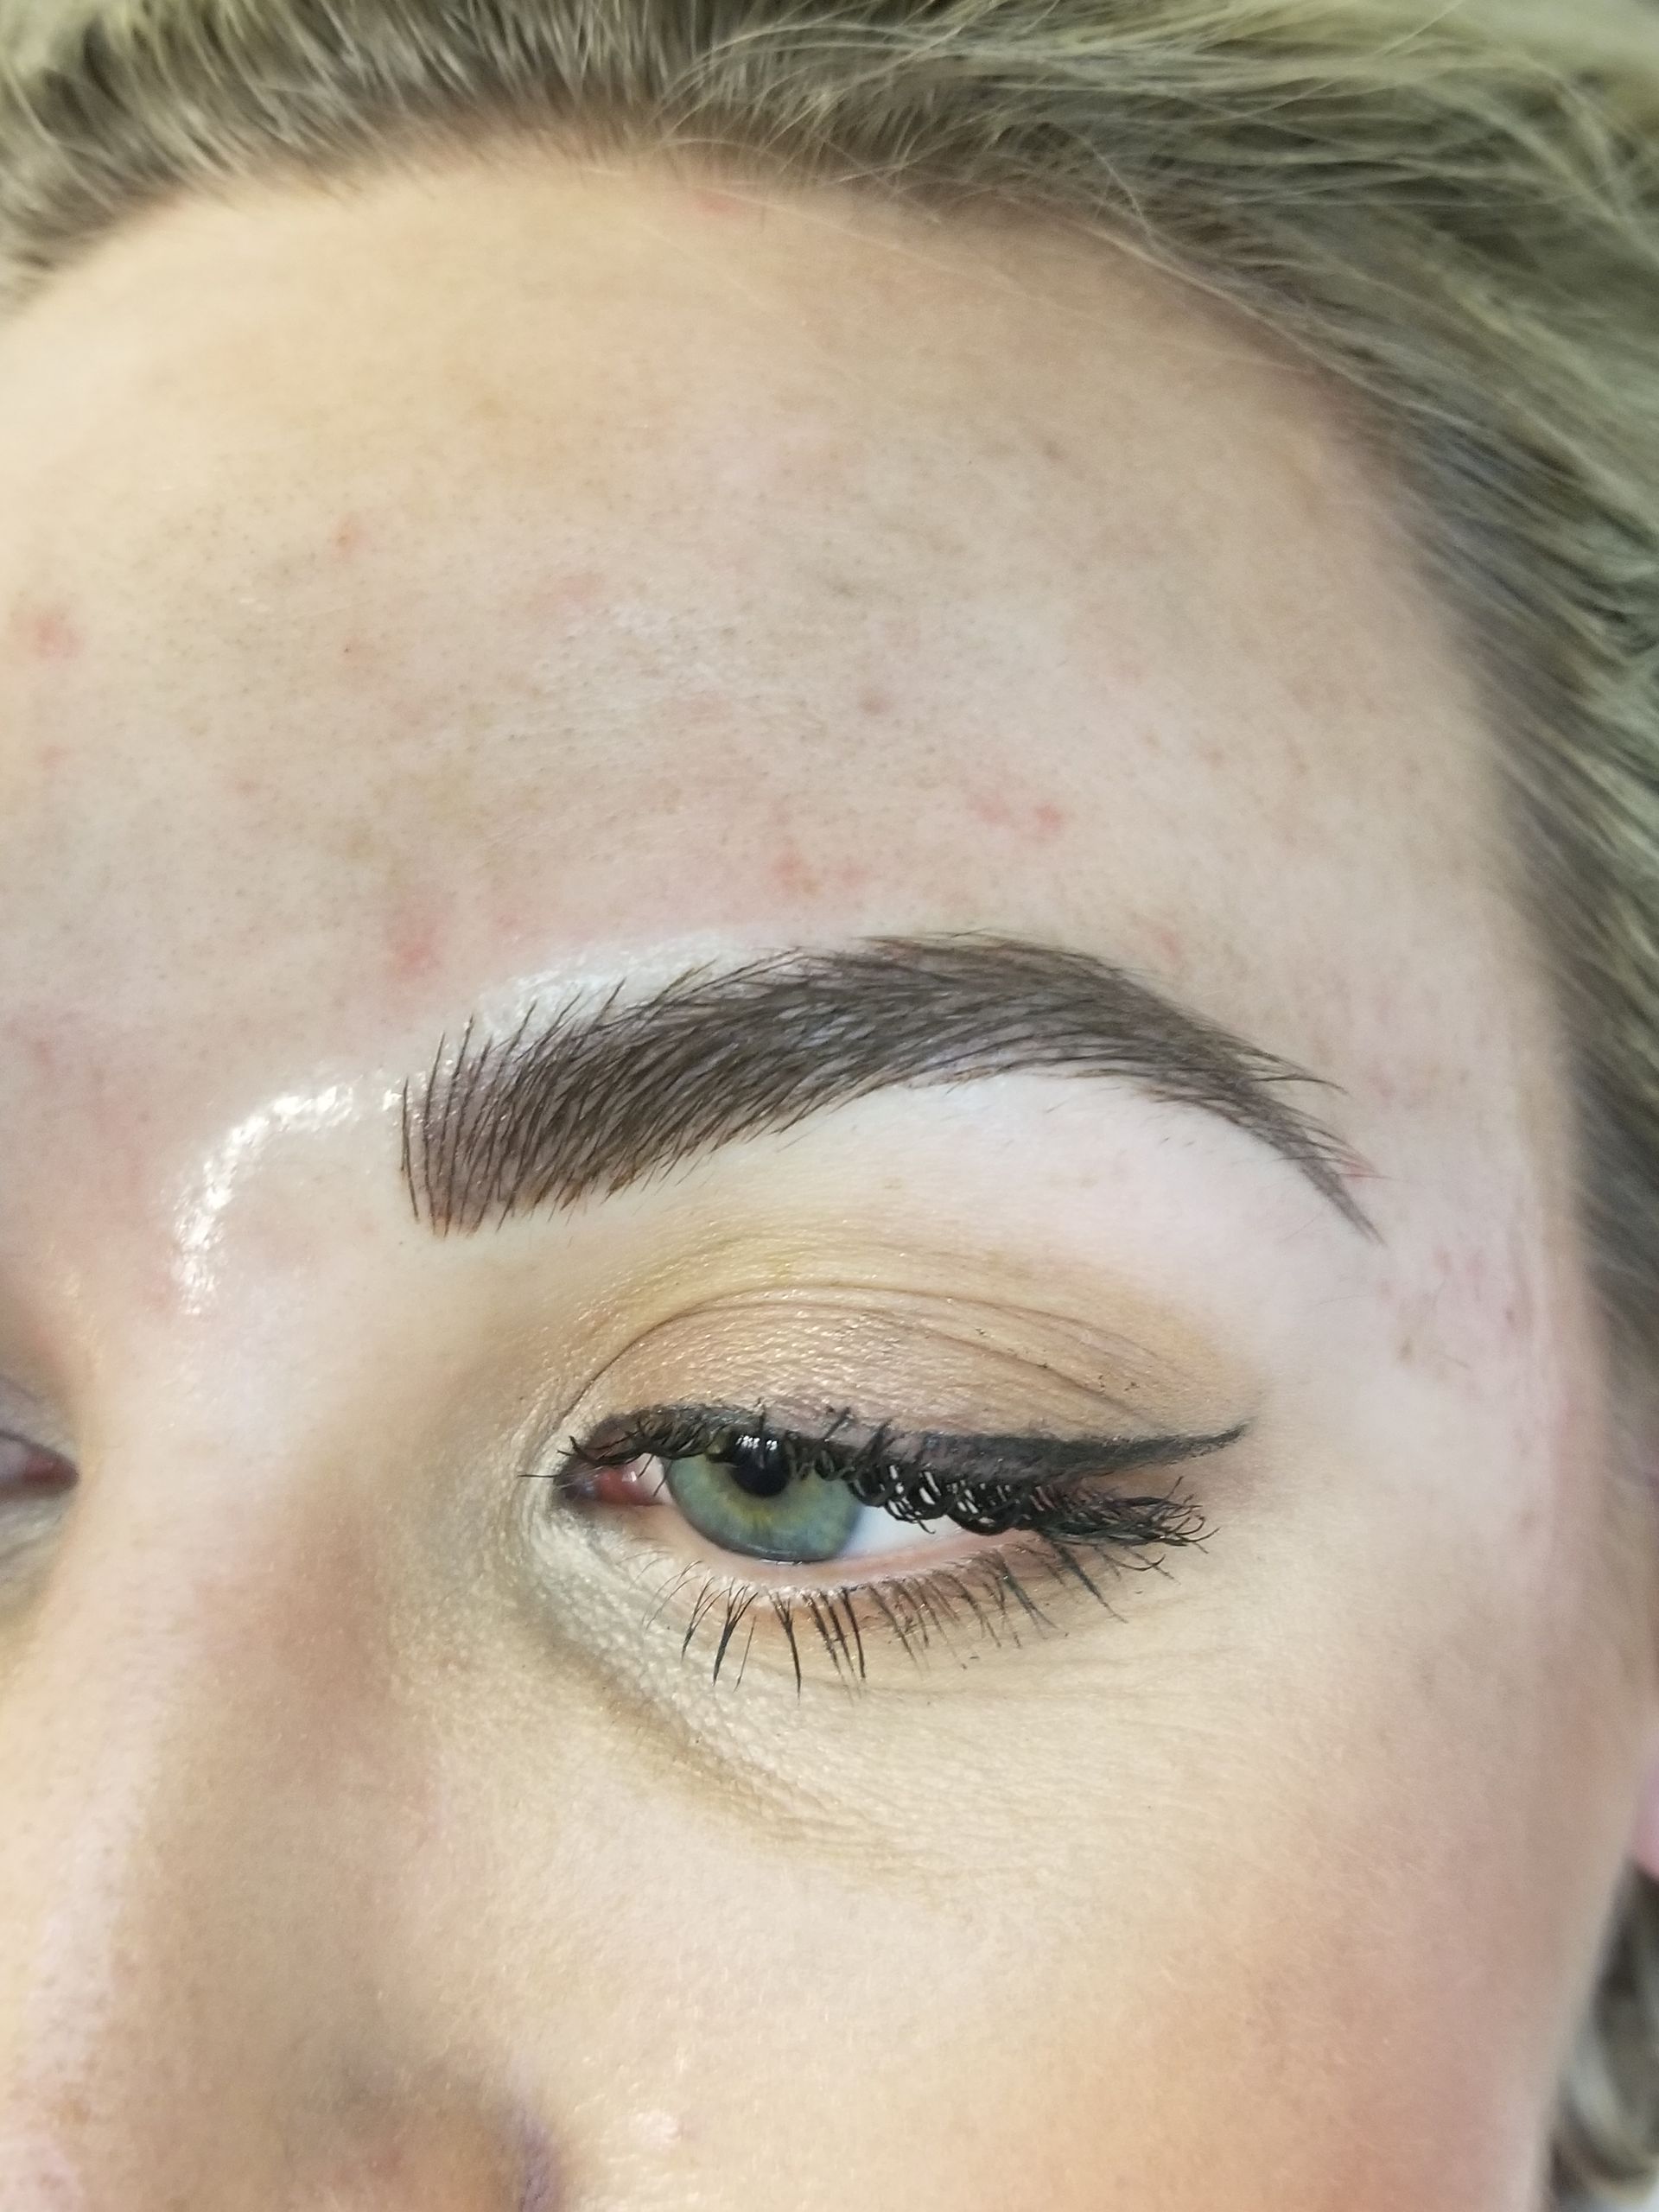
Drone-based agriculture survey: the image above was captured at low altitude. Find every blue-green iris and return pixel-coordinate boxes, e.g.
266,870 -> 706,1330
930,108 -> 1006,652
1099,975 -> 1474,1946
664,1440 -> 862,1564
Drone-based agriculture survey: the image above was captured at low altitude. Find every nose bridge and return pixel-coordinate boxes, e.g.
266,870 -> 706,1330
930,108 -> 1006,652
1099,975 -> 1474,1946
0,1443 -> 416,2203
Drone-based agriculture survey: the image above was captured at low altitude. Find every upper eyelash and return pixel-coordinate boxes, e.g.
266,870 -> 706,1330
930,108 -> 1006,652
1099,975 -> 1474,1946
559,1401 -> 1230,1548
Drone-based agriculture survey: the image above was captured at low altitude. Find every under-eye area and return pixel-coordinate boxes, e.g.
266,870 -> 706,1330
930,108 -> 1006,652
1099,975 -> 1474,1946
532,1394 -> 1240,1691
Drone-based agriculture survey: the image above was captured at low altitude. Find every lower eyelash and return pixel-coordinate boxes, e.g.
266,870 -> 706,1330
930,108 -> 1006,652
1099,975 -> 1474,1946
665,1532 -> 1176,1694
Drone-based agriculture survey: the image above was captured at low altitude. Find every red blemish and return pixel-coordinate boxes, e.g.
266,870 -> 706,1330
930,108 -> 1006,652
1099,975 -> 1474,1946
25,1027 -> 59,1077
388,906 -> 444,987
772,843 -> 823,900
10,599 -> 82,663
857,686 -> 893,720
686,186 -> 747,219
965,786 -> 1067,842
539,570 -> 603,618
768,851 -> 876,901
1500,1225 -> 1537,1343
966,790 -> 1014,830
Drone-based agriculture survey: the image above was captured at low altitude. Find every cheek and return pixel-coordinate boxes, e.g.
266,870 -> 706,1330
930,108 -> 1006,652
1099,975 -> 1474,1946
388,1597 -> 1560,2212
957,1675 -> 1563,2209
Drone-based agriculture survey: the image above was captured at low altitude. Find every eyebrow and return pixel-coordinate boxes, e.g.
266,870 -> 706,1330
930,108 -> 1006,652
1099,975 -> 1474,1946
399,933 -> 1376,1237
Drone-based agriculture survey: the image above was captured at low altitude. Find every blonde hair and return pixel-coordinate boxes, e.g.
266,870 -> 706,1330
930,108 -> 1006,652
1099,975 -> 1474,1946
3,0 -> 1659,2196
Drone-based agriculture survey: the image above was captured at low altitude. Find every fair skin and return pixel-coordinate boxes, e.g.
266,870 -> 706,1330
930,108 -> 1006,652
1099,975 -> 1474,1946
0,153 -> 1655,2210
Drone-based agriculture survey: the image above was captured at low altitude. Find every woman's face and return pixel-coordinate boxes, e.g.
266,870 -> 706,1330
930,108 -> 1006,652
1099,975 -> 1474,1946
0,159 -> 1654,2211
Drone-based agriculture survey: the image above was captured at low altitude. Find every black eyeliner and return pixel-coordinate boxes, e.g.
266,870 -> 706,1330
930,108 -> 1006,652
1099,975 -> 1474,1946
557,1401 -> 1240,1545
567,1402 -> 1243,1484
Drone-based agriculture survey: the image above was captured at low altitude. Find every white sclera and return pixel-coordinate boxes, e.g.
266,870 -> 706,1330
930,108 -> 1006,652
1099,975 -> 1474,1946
831,1503 -> 956,1563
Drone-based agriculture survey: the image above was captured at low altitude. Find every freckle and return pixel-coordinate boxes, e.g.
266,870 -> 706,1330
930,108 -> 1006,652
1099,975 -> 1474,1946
331,514 -> 365,557
857,686 -> 893,719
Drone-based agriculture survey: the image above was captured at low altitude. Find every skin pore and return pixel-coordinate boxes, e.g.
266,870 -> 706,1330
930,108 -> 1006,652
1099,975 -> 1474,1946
0,152 -> 1655,2209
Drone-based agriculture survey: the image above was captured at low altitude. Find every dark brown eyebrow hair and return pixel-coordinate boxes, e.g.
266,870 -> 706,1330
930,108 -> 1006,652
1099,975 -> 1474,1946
399,934 -> 1377,1237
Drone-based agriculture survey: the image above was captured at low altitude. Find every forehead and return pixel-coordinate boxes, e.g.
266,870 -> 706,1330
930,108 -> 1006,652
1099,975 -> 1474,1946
0,160 -> 1534,1249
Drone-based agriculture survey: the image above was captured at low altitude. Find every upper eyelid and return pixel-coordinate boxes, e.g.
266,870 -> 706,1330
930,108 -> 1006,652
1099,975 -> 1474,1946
564,1402 -> 1248,1486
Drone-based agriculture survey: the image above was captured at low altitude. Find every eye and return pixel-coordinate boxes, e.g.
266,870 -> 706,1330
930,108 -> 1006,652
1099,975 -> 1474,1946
661,1433 -> 866,1564
546,1402 -> 1242,1691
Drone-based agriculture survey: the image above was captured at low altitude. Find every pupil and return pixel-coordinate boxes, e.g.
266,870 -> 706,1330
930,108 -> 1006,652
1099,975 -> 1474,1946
723,1435 -> 793,1500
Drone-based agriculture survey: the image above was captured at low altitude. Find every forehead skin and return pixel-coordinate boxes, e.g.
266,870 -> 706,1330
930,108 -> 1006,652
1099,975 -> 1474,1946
0,158 -> 1515,1181
0,158 -> 1649,2209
